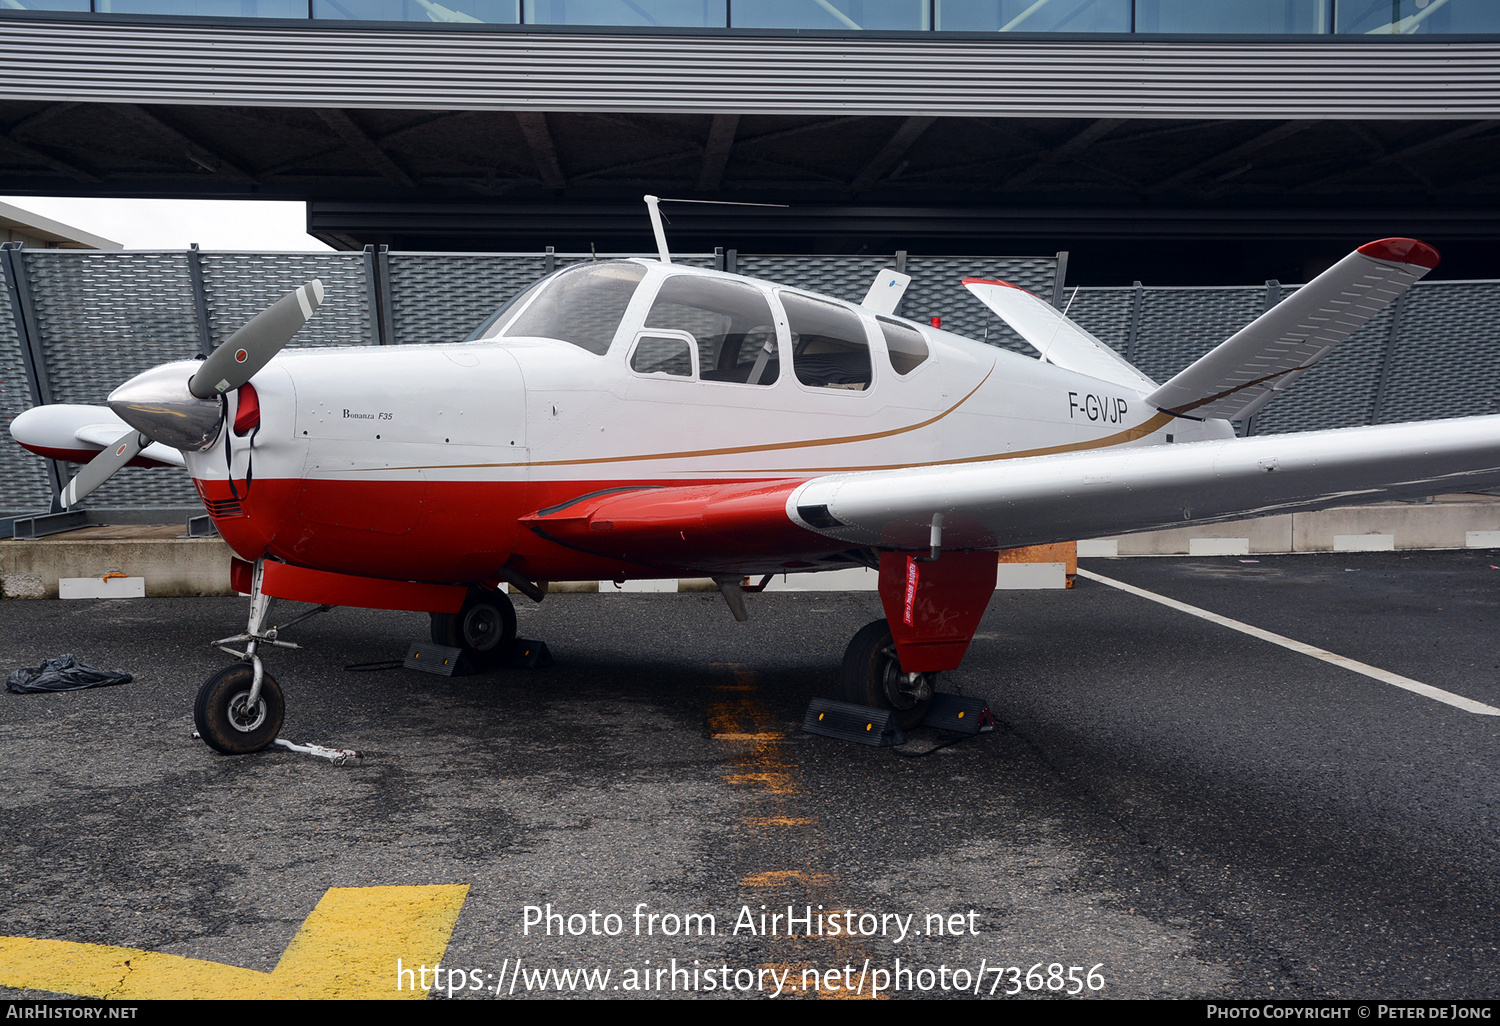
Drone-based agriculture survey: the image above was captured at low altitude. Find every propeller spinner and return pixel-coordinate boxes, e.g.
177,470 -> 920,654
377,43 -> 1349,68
50,279 -> 325,509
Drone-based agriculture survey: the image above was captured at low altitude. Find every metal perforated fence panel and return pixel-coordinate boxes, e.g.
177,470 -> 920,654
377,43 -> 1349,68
0,276 -> 51,515
387,253 -> 550,347
203,253 -> 375,349
1131,286 -> 1268,389
1249,284 -> 1395,436
1376,282 -> 1500,425
5,248 -> 1500,517
21,251 -> 202,508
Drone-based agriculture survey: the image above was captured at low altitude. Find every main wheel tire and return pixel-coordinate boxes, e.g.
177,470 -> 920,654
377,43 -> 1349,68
194,663 -> 284,755
838,619 -> 935,730
431,587 -> 517,670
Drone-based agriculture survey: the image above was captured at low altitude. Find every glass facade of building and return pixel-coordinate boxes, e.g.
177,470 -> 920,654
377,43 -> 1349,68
5,0 -> 1499,33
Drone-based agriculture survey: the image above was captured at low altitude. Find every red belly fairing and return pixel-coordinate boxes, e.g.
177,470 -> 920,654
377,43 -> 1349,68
195,475 -> 835,585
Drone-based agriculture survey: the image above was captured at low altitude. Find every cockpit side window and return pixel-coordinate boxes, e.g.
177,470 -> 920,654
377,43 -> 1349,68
500,261 -> 647,354
644,275 -> 780,386
630,333 -> 696,378
781,292 -> 873,391
877,316 -> 930,376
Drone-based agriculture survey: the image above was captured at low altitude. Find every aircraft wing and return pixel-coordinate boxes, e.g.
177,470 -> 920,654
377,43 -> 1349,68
520,417 -> 1500,570
786,415 -> 1500,552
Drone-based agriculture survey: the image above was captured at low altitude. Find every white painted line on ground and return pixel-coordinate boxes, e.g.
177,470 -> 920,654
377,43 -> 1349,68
1077,567 -> 1500,717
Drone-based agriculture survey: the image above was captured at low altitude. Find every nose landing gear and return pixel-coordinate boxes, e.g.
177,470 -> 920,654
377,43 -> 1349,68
196,558 -> 331,755
195,662 -> 284,755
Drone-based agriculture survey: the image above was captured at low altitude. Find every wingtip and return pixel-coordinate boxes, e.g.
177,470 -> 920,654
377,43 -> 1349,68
962,277 -> 1037,296
1358,238 -> 1441,270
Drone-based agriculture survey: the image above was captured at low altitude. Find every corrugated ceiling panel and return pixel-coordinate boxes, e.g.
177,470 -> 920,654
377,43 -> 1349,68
3,21 -> 1500,116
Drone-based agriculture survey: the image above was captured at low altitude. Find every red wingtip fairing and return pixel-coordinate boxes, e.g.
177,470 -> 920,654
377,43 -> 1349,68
1357,238 -> 1441,270
233,382 -> 261,436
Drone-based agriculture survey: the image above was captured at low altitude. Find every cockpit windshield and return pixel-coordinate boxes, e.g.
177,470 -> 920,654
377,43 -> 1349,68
466,273 -> 553,342
497,261 -> 648,354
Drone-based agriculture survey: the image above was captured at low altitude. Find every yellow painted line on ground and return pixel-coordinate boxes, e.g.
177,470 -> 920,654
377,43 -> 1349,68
725,771 -> 801,793
0,885 -> 468,1000
743,816 -> 817,827
709,668 -> 880,999
740,871 -> 834,887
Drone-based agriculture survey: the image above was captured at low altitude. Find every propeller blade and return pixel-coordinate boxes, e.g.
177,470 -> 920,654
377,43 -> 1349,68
59,431 -> 145,509
188,280 -> 324,400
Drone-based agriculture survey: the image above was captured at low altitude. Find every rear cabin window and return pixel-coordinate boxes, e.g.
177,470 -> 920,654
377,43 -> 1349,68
501,261 -> 647,354
877,316 -> 930,375
643,275 -> 779,385
781,292 -> 872,391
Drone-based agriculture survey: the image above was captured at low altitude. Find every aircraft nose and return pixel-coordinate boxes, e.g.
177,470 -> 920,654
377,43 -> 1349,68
108,361 -> 225,452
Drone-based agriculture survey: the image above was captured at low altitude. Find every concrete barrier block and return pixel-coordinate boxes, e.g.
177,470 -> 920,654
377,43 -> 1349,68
1333,534 -> 1395,552
0,532 -> 235,597
59,576 -> 146,599
996,562 -> 1066,590
765,567 -> 880,592
1189,537 -> 1250,556
1114,515 -> 1292,555
606,579 -> 679,593
0,572 -> 46,599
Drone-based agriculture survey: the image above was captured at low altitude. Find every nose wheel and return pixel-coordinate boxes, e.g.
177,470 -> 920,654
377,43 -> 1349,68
194,662 -> 284,755
839,619 -> 935,730
430,586 -> 517,670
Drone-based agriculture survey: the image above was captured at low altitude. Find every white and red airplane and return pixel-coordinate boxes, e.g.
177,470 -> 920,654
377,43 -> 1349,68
11,207 -> 1500,756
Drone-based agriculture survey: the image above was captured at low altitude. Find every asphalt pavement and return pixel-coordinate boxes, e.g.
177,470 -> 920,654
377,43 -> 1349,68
1,550 -> 1496,1000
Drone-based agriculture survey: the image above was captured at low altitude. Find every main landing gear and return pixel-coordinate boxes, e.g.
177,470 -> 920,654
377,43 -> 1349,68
839,619 -> 937,730
834,549 -> 999,731
429,586 -> 517,670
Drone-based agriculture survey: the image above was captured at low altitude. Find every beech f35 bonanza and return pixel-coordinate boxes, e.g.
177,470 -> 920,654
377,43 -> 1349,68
12,212 -> 1500,755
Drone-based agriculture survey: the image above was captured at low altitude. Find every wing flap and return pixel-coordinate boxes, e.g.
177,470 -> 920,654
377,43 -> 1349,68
788,415 -> 1500,551
1147,238 -> 1439,420
961,278 -> 1158,392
